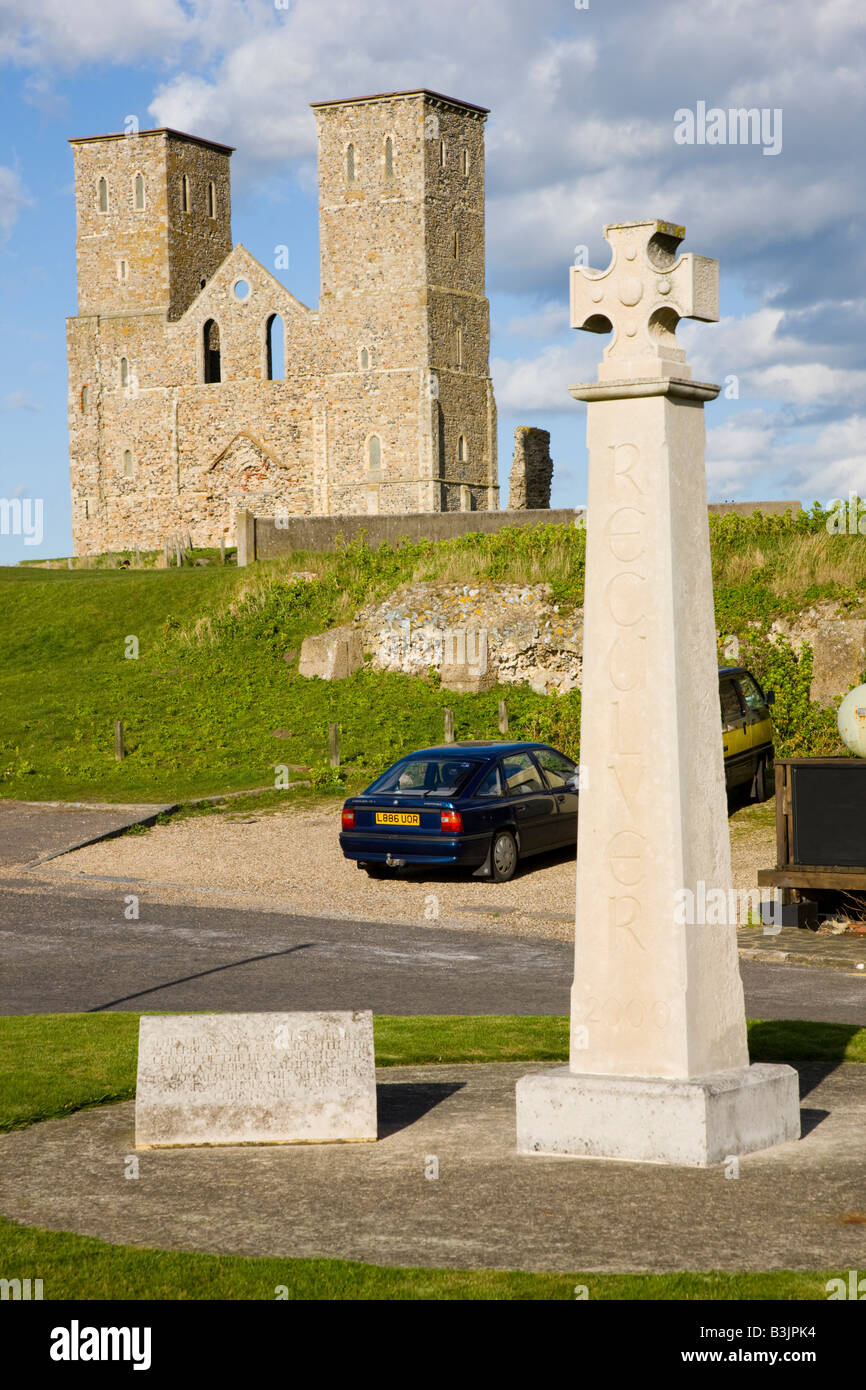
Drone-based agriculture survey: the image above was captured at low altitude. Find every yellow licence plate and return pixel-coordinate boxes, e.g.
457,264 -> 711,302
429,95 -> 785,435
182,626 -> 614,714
375,812 -> 420,826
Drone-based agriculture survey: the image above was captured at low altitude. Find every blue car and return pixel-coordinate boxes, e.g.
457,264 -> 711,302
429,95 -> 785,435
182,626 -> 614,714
339,741 -> 580,883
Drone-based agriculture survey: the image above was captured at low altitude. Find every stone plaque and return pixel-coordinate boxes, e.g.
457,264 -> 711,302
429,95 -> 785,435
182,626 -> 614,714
135,1012 -> 377,1148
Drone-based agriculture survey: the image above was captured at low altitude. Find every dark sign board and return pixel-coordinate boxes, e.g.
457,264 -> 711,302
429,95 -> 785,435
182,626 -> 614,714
791,761 -> 866,866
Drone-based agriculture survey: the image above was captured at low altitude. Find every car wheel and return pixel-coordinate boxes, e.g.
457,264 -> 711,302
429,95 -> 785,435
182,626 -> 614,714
490,830 -> 518,883
753,754 -> 772,802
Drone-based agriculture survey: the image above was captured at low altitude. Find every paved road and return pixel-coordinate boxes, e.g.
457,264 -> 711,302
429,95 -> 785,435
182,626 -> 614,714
0,800 -> 172,868
1,881 -> 864,1022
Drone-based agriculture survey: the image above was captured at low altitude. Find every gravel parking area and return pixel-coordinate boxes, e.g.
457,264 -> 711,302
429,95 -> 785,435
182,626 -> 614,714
26,799 -> 778,943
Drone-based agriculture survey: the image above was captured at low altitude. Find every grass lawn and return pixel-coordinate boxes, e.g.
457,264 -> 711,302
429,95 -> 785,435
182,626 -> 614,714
2,1011 -> 864,1134
0,1011 -> 858,1300
0,1218 -> 833,1301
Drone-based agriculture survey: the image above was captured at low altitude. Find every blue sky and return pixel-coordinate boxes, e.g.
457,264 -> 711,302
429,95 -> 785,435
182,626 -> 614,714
1,0 -> 864,560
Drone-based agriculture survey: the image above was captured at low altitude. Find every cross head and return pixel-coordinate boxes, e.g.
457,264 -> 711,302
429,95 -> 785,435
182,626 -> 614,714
570,220 -> 718,382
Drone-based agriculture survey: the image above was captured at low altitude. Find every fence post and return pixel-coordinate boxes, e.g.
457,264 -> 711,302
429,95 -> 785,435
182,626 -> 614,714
219,536 -> 226,566
498,699 -> 509,735
444,707 -> 455,744
329,722 -> 340,768
114,720 -> 126,762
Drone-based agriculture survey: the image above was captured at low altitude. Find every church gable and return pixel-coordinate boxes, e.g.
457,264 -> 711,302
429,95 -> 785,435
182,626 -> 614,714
166,243 -> 322,386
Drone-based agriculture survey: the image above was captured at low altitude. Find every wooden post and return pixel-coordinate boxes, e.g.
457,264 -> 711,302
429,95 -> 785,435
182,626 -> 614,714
134,544 -> 140,568
328,722 -> 340,768
175,537 -> 183,568
219,535 -> 226,566
498,699 -> 509,735
444,707 -> 455,744
114,720 -> 126,762
163,539 -> 169,568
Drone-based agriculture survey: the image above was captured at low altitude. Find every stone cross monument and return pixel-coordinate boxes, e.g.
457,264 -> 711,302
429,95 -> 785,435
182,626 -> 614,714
516,220 -> 800,1165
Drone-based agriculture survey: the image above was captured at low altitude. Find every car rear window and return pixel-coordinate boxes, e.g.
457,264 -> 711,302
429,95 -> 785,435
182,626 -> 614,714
367,756 -> 483,797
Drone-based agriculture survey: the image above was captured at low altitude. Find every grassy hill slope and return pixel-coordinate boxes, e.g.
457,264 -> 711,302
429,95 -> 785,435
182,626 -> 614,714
1,509 -> 859,803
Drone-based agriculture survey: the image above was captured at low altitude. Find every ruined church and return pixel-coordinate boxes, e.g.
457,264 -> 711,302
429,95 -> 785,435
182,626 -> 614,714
67,90 -> 498,555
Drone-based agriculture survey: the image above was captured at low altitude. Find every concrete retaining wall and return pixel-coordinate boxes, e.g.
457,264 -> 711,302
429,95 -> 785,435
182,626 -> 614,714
236,499 -> 802,564
238,507 -> 585,563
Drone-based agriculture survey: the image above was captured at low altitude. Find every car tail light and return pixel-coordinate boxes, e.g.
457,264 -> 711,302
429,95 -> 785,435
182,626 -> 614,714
341,808 -> 355,829
440,809 -> 463,833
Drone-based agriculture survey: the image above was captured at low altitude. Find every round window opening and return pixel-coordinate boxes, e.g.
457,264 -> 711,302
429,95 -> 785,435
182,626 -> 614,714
233,279 -> 251,301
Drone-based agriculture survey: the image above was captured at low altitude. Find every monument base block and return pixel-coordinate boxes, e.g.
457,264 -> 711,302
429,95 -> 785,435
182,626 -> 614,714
516,1064 -> 800,1168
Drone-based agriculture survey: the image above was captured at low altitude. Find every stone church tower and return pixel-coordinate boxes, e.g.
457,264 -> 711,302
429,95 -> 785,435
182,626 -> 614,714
66,90 -> 498,555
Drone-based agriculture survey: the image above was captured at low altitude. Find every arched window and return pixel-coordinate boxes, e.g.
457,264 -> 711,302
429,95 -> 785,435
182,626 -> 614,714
97,177 -> 108,213
360,347 -> 370,370
266,314 -> 285,381
384,136 -> 393,179
134,174 -> 145,210
457,434 -> 467,463
203,320 -> 221,383
207,181 -> 216,218
80,385 -> 89,413
439,139 -> 446,168
462,149 -> 470,177
120,357 -> 129,387
368,435 -> 382,474
346,144 -> 355,183
181,174 -> 190,213
455,327 -> 463,367
122,449 -> 134,477
453,231 -> 460,260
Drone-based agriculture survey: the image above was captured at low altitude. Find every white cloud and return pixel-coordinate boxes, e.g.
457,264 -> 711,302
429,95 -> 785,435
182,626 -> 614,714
505,299 -> 570,339
0,166 -> 29,240
0,0 -> 196,67
492,342 -> 597,413
707,410 -> 866,502
0,390 -> 43,411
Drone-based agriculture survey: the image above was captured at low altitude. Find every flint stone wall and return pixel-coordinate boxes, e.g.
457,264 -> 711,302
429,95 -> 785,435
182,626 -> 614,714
508,427 -> 553,510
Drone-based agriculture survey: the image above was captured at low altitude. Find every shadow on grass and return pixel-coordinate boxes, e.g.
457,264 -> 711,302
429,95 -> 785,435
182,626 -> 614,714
748,1021 -> 864,1135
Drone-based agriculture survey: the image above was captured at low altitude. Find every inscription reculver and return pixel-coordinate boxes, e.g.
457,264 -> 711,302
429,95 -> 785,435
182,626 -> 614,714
135,1012 -> 377,1147
516,220 -> 800,1166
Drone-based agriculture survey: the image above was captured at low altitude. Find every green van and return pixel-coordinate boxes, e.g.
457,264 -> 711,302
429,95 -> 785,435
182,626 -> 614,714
720,666 -> 775,801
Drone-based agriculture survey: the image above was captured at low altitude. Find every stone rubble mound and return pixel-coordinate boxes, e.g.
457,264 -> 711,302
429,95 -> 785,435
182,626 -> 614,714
354,582 -> 583,694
